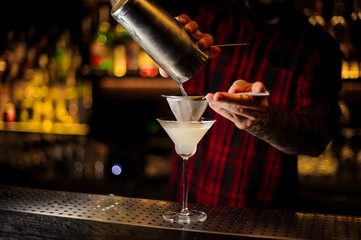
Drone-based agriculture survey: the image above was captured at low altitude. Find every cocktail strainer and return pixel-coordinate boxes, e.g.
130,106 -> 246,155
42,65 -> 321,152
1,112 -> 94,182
162,95 -> 208,121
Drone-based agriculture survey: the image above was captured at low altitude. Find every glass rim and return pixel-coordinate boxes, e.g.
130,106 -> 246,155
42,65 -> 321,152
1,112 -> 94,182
156,117 -> 216,123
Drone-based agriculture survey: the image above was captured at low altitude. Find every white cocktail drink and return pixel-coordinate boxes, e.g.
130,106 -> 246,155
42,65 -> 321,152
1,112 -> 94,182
161,122 -> 212,159
157,118 -> 215,224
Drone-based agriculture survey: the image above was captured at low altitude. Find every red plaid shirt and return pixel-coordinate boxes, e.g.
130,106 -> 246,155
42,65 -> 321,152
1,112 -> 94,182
168,3 -> 341,209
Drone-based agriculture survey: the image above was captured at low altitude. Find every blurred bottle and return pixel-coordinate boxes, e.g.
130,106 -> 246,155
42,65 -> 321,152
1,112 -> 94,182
349,60 -> 360,79
328,0 -> 351,57
138,50 -> 159,78
54,30 -> 72,83
112,24 -> 131,77
341,59 -> 360,79
89,4 -> 113,76
349,0 -> 361,59
307,0 -> 327,30
2,31 -> 28,123
0,49 -> 9,122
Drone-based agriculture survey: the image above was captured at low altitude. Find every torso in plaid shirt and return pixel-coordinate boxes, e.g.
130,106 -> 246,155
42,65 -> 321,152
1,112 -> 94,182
168,2 -> 342,209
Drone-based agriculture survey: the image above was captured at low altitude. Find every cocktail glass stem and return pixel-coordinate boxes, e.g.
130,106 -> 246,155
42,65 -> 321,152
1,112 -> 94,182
180,157 -> 189,215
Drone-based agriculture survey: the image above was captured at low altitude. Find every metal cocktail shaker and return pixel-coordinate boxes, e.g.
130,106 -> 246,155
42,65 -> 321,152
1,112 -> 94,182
110,0 -> 208,84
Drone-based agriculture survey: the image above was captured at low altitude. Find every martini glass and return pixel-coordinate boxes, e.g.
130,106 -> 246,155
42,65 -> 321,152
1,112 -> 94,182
157,117 -> 215,223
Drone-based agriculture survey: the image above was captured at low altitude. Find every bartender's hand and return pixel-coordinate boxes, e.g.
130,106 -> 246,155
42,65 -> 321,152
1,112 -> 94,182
207,80 -> 335,157
159,14 -> 221,78
205,80 -> 269,130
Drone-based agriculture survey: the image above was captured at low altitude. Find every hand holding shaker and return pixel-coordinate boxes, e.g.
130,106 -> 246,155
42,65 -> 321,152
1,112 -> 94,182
110,0 -> 208,84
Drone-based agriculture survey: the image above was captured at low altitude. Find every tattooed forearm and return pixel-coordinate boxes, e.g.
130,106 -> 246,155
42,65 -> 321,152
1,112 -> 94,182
246,105 -> 332,156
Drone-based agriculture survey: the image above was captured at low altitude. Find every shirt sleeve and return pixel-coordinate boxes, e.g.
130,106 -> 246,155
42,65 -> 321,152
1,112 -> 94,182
293,29 -> 342,134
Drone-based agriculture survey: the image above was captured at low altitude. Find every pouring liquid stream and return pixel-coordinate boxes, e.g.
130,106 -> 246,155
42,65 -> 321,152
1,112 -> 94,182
178,83 -> 188,96
177,83 -> 203,121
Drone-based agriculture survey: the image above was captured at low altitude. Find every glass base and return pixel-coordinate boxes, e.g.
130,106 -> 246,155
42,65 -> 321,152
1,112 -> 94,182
163,210 -> 207,224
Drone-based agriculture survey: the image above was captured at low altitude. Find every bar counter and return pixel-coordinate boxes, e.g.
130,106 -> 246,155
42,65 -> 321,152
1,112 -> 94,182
0,185 -> 360,240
